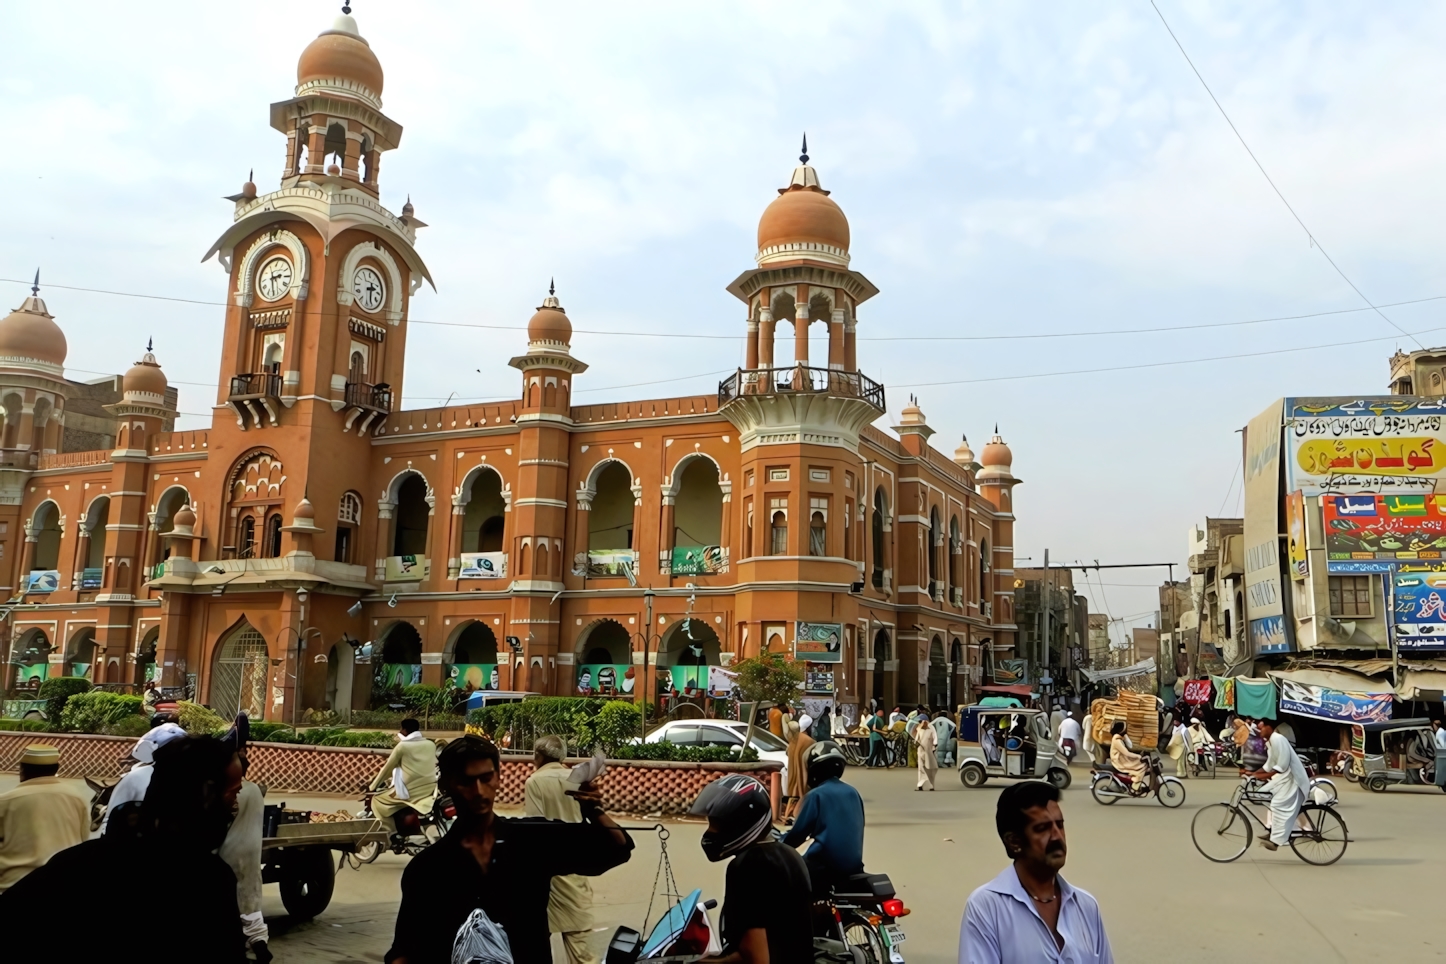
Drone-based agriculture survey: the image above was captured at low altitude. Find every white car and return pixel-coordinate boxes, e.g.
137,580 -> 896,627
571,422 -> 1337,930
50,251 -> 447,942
644,719 -> 790,766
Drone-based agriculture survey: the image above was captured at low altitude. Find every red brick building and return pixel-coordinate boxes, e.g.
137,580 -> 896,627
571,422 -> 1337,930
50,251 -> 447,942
0,10 -> 1020,724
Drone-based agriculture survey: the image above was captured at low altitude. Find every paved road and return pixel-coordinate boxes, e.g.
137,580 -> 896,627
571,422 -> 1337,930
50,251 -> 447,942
8,764 -> 1446,961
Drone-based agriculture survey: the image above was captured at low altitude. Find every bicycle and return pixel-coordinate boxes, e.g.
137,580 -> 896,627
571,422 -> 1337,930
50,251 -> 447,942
1190,777 -> 1348,865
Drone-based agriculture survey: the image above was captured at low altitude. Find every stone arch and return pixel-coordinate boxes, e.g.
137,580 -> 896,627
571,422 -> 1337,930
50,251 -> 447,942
371,620 -> 424,696
30,396 -> 52,453
150,484 -> 190,566
588,461 -> 636,551
576,618 -> 632,664
445,620 -> 498,665
580,456 -> 636,501
234,228 -> 309,308
66,626 -> 97,679
387,470 -> 434,557
336,239 -> 406,324
669,454 -> 722,550
8,628 -> 52,691
28,499 -> 62,572
209,619 -> 271,721
658,618 -> 721,668
325,640 -> 355,712
871,627 -> 890,706
458,466 -> 507,553
134,626 -> 159,685
0,392 -> 20,449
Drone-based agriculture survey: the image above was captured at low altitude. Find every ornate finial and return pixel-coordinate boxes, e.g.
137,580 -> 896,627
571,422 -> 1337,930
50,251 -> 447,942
800,133 -> 809,165
248,168 -> 253,182
30,269 -> 39,296
549,277 -> 556,297
342,2 -> 352,12
994,422 -> 999,434
147,337 -> 153,353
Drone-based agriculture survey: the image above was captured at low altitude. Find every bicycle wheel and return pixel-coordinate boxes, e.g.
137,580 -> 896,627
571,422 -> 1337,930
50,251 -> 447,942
1309,778 -> 1338,806
1191,803 -> 1252,862
1201,752 -> 1216,779
840,910 -> 886,964
1156,778 -> 1187,808
1290,804 -> 1348,866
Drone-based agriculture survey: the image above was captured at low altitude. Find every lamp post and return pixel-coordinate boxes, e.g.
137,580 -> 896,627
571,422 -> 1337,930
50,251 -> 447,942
634,587 -> 660,741
282,587 -> 322,727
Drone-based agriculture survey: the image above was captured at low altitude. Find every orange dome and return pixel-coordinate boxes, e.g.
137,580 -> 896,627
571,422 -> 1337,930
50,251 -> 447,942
980,431 -> 1012,468
293,498 -> 315,520
123,351 -> 167,397
173,504 -> 196,529
528,287 -> 572,346
756,157 -> 850,266
297,14 -> 383,103
0,295 -> 67,368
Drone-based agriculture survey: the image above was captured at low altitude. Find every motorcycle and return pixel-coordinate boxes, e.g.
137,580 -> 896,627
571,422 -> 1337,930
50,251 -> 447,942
822,871 -> 909,963
1090,753 -> 1186,808
352,782 -> 455,863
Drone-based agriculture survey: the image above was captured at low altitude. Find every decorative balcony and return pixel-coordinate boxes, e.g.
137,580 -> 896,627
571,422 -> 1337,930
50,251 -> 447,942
228,372 -> 282,430
343,381 -> 392,436
717,365 -> 886,451
718,365 -> 885,410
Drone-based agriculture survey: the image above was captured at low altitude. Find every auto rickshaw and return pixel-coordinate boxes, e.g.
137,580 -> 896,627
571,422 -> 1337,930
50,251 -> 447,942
1350,718 -> 1439,792
956,705 -> 1071,789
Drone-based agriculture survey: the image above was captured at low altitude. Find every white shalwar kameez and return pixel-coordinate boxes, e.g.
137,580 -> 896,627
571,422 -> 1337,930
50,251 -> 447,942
1263,730 -> 1310,846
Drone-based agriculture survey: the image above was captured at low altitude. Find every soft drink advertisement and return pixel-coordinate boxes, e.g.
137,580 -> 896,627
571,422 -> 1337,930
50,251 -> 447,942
1391,567 -> 1446,650
1323,493 -> 1446,572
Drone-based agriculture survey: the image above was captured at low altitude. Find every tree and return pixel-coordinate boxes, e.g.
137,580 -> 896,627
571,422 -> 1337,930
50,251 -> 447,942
731,652 -> 804,756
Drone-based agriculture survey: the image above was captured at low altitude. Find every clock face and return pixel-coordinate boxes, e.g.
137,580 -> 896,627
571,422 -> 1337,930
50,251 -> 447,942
353,266 -> 385,312
257,256 -> 293,302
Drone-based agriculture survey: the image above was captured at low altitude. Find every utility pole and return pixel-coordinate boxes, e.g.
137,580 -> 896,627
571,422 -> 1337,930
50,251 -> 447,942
1042,547 -> 1051,688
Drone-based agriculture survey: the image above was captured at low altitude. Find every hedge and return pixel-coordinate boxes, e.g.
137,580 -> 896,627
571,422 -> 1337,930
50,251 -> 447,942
60,692 -> 144,734
0,719 -> 56,732
469,698 -> 642,756
611,741 -> 760,764
36,677 -> 92,723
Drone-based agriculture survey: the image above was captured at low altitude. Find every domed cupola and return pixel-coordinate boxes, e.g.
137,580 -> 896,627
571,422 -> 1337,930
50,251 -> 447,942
0,274 -> 67,375
527,281 -> 574,351
122,343 -> 168,405
756,136 -> 851,267
296,4 -> 385,110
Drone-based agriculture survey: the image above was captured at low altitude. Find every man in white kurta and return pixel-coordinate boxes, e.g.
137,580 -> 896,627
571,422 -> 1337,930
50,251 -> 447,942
524,735 -> 597,964
914,716 -> 939,790
1251,719 -> 1309,849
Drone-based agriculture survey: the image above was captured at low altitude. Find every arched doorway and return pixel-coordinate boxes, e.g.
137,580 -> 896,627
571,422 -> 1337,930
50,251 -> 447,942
211,622 -> 270,721
374,621 -> 423,697
134,627 -> 159,685
658,618 -> 720,704
575,619 -> 632,697
9,629 -> 51,693
927,636 -> 947,710
446,621 -> 500,692
29,501 -> 62,574
66,628 -> 97,680
871,629 -> 889,708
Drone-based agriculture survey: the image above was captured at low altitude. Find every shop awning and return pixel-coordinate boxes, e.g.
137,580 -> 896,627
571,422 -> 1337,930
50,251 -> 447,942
1395,660 -> 1446,700
978,684 -> 1033,698
1266,667 -> 1395,696
1081,657 -> 1156,684
1268,668 -> 1392,724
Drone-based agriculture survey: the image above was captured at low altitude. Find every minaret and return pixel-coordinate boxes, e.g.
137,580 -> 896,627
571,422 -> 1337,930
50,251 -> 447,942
977,429 -> 1020,629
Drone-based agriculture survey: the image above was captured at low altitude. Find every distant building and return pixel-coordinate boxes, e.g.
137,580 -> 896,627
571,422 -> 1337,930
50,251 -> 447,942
1013,567 -> 1090,696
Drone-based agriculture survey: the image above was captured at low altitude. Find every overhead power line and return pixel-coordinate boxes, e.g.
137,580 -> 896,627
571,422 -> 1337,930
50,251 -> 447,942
1149,0 -> 1424,349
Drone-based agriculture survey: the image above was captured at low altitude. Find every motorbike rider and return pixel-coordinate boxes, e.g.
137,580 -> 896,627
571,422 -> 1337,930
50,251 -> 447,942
692,774 -> 813,964
781,741 -> 865,900
369,718 -> 439,842
1108,721 -> 1153,791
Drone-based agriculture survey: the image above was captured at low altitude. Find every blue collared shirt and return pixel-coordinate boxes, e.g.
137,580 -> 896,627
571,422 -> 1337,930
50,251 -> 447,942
960,865 -> 1113,964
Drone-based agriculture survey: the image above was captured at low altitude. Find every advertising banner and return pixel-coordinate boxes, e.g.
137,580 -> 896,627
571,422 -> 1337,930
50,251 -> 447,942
458,552 -> 507,580
23,570 -> 60,594
447,663 -> 501,690
794,622 -> 843,663
657,665 -> 709,698
575,663 -> 635,696
1286,490 -> 1308,580
1285,396 -> 1446,496
1278,679 -> 1392,724
383,555 -> 428,582
707,666 -> 737,698
1391,567 -> 1446,650
1323,493 -> 1446,572
804,669 -> 836,694
378,663 -> 422,688
671,545 -> 725,575
995,658 -> 1029,685
585,551 -> 636,578
1244,400 -> 1292,654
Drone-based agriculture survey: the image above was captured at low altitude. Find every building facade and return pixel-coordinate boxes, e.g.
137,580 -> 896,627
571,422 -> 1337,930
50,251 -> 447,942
1,10 -> 1020,722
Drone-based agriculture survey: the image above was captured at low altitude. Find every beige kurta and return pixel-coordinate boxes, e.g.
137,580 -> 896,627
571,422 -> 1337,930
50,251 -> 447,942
913,718 -> 938,789
524,761 -> 594,935
1111,735 -> 1148,785
0,776 -> 89,892
369,733 -> 439,821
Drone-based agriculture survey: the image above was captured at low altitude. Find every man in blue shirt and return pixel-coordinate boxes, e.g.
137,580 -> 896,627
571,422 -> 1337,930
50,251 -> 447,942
781,741 -> 865,898
960,781 -> 1112,963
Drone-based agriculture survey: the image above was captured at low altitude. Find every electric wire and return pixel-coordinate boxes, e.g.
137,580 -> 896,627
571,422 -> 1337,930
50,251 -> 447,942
1149,0 -> 1423,349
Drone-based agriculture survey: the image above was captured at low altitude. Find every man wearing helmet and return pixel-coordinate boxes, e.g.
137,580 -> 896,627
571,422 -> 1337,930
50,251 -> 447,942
781,740 -> 866,900
691,774 -> 813,964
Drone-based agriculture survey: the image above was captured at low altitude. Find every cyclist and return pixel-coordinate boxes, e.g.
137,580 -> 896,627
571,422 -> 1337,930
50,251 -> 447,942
692,774 -> 812,964
781,741 -> 866,899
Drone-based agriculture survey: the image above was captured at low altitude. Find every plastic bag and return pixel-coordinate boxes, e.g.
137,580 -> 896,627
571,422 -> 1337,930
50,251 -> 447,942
451,908 -> 513,964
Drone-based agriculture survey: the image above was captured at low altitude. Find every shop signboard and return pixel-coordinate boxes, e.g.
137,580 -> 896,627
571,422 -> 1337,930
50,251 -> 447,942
458,552 -> 507,579
804,669 -> 835,694
447,663 -> 501,690
995,658 -> 1028,685
1278,679 -> 1391,724
1286,490 -> 1309,580
1322,493 -> 1446,572
671,545 -> 725,575
24,570 -> 60,594
1285,396 -> 1446,496
794,622 -> 843,664
1245,400 -> 1293,654
383,555 -> 428,582
576,663 -> 635,696
585,551 -> 636,578
1391,567 -> 1446,650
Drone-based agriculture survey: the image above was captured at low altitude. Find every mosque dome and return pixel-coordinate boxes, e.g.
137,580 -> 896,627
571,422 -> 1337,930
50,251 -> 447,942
122,350 -> 168,399
0,294 -> 67,369
527,285 -> 573,347
296,12 -> 384,107
980,430 -> 1013,469
756,159 -> 850,266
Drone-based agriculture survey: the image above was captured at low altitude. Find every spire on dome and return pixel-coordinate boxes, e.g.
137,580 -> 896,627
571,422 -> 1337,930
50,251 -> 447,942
800,132 -> 809,165
30,269 -> 39,296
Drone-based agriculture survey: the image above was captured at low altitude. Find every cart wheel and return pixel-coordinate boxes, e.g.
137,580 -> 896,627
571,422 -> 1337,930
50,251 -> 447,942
279,846 -> 336,920
1366,773 -> 1388,793
1046,767 -> 1072,790
960,764 -> 988,788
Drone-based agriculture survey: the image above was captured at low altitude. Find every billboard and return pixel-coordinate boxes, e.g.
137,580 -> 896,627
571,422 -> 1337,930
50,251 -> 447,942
383,555 -> 428,582
1278,679 -> 1391,724
584,551 -> 636,578
794,622 -> 843,664
671,545 -> 725,576
1244,400 -> 1292,654
575,663 -> 634,696
447,663 -> 501,690
1323,493 -> 1446,572
1285,397 -> 1446,496
458,552 -> 507,579
1391,567 -> 1446,651
995,658 -> 1029,685
1286,490 -> 1308,580
23,570 -> 60,594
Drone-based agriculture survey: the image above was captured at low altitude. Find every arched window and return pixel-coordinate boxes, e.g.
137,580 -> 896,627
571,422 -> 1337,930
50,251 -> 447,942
0,393 -> 20,450
462,471 -> 506,553
809,510 -> 826,557
30,397 -> 52,455
239,516 -> 256,558
673,458 -> 723,550
948,516 -> 961,600
871,489 -> 886,588
66,628 -> 97,679
392,474 -> 431,557
29,502 -> 61,572
151,486 -> 189,567
871,629 -> 889,706
928,507 -> 940,596
265,513 -> 283,558
536,541 -> 550,577
262,340 -> 283,374
588,462 -> 634,551
85,497 -> 110,571
770,507 -> 788,556
336,491 -> 362,564
349,351 -> 366,384
979,539 -> 990,608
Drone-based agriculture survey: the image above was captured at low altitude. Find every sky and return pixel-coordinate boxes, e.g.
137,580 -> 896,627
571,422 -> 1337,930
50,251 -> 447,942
4,1 -> 1446,635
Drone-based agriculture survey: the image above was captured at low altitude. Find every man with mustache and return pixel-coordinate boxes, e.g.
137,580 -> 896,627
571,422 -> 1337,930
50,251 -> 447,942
959,781 -> 1113,963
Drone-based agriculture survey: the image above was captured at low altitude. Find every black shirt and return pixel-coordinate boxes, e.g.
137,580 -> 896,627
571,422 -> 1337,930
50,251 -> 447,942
721,840 -> 814,963
0,835 -> 245,963
387,815 -> 635,964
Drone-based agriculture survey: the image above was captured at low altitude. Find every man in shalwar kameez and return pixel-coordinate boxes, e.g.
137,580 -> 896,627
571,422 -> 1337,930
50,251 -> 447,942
1248,718 -> 1310,851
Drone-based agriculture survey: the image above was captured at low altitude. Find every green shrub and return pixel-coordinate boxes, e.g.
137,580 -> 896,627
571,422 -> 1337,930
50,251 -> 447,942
317,730 -> 396,748
0,718 -> 55,732
176,701 -> 228,735
250,722 -> 303,743
301,726 -> 349,745
103,714 -> 154,738
467,698 -> 642,755
594,701 -> 643,755
611,740 -> 759,764
400,684 -> 453,716
61,692 -> 144,733
37,677 -> 92,723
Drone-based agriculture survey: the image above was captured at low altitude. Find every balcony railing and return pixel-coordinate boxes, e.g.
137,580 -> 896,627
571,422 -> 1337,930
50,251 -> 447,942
345,381 -> 392,414
229,372 -> 282,400
0,448 -> 37,469
718,365 -> 885,411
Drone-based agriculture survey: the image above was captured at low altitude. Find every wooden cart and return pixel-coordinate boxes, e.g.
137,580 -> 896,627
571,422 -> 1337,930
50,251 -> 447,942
262,818 -> 389,919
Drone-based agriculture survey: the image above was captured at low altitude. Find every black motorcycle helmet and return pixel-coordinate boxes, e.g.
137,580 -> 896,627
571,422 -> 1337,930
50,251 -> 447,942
688,774 -> 774,862
805,740 -> 847,788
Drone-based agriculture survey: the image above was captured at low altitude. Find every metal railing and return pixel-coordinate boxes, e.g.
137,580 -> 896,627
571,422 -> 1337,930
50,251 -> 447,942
345,381 -> 393,414
229,372 -> 282,399
718,365 -> 885,411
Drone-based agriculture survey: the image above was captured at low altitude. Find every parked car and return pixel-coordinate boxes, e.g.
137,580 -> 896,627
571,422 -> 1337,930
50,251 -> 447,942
643,719 -> 789,766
